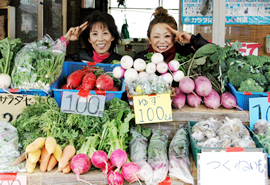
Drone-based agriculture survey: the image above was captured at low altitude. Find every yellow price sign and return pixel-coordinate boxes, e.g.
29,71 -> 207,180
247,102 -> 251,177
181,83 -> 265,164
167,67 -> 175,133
133,93 -> 173,124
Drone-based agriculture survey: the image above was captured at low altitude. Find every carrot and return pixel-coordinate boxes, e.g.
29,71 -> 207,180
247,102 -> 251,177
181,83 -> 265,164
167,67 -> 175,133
26,159 -> 37,174
25,137 -> 45,153
67,70 -> 85,88
53,144 -> 63,162
82,73 -> 96,90
39,146 -> 51,172
28,148 -> 41,164
47,154 -> 58,172
62,160 -> 71,174
58,145 -> 76,171
11,152 -> 27,166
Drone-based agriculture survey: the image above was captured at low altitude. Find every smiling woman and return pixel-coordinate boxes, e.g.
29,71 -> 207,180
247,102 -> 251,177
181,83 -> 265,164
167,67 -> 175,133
62,10 -> 122,63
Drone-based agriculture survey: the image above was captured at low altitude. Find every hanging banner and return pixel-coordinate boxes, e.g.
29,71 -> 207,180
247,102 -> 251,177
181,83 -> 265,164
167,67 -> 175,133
182,0 -> 270,25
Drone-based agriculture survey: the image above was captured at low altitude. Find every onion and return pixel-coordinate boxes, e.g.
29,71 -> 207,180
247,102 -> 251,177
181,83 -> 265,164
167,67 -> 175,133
168,60 -> 180,71
156,62 -> 168,74
146,63 -> 156,74
133,58 -> 146,71
124,68 -> 138,82
151,53 -> 164,64
112,66 -> 125,79
172,70 -> 185,82
120,55 -> 134,69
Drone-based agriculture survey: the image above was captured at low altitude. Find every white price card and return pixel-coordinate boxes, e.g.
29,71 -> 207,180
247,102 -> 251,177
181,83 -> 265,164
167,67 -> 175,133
0,174 -> 27,185
61,91 -> 105,117
198,152 -> 268,185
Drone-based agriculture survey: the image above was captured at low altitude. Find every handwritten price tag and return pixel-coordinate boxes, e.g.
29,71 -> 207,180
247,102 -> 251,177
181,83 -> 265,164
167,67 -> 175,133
0,94 -> 38,122
61,91 -> 105,117
249,97 -> 270,130
199,152 -> 267,185
133,93 -> 173,124
0,174 -> 27,185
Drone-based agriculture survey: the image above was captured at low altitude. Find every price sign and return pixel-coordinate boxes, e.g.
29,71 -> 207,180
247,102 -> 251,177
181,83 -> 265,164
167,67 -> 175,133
0,174 -> 27,185
198,152 -> 268,185
249,97 -> 270,130
133,93 -> 172,124
0,94 -> 38,122
61,91 -> 105,117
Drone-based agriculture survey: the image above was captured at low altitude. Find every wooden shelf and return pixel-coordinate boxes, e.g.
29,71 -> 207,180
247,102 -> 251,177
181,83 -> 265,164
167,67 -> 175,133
0,6 -> 15,39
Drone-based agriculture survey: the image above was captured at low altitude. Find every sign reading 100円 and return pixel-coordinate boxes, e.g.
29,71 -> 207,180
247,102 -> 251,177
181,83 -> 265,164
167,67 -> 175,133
133,94 -> 173,124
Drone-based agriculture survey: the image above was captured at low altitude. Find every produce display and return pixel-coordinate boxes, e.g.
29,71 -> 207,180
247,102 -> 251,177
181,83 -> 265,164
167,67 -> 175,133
253,119 -> 270,154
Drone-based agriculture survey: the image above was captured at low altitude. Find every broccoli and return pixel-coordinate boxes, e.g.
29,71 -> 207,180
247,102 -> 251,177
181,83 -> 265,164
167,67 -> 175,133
238,78 -> 264,92
227,61 -> 267,89
245,55 -> 270,68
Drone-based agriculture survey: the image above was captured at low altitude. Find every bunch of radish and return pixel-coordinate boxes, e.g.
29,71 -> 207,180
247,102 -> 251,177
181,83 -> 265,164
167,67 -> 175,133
173,75 -> 238,110
61,66 -> 119,91
113,54 -> 185,85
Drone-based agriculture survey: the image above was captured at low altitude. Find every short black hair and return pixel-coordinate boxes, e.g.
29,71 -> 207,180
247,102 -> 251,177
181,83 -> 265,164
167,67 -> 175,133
81,10 -> 121,52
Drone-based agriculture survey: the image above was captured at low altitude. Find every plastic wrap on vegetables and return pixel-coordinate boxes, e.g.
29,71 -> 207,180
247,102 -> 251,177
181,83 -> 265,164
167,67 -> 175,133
11,34 -> 66,91
253,119 -> 270,137
130,128 -> 148,162
147,129 -> 169,184
0,121 -> 26,173
168,128 -> 194,184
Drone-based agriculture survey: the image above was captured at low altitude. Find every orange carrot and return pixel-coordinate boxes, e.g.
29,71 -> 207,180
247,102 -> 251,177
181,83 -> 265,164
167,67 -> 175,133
11,152 -> 27,166
47,154 -> 58,172
39,146 -> 51,172
62,160 -> 71,174
58,145 -> 76,171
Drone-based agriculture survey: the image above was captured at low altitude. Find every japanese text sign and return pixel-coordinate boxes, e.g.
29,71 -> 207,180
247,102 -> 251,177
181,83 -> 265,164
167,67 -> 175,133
198,152 -> 267,185
133,93 -> 172,124
61,91 -> 105,117
0,94 -> 38,122
0,174 -> 27,185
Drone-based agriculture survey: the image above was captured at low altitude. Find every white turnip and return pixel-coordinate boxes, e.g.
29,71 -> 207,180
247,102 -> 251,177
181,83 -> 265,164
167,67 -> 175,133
151,53 -> 164,64
124,68 -> 138,82
133,58 -> 146,71
187,93 -> 202,108
162,73 -> 173,85
172,92 -> 186,109
179,77 -> 195,94
121,162 -> 141,183
204,89 -> 221,109
0,73 -> 12,95
168,60 -> 180,71
172,70 -> 185,82
146,63 -> 156,74
112,66 -> 125,79
138,71 -> 149,79
120,55 -> 134,69
156,62 -> 168,74
194,76 -> 212,96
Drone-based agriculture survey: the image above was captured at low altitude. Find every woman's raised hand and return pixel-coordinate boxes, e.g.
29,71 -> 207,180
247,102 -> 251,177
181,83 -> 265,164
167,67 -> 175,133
63,21 -> 88,41
166,25 -> 192,44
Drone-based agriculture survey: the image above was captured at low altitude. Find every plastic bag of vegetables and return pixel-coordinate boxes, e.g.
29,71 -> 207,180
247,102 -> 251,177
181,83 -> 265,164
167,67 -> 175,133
0,121 -> 26,173
11,34 -> 66,91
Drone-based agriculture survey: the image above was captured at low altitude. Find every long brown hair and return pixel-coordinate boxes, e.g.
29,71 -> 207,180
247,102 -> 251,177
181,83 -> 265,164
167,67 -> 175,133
147,7 -> 177,38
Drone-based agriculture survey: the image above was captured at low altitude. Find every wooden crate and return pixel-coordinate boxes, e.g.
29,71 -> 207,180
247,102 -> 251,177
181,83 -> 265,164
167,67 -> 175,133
0,0 -> 9,7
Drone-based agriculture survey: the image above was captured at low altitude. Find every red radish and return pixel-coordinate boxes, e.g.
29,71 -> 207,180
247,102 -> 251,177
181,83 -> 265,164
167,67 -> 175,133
107,171 -> 124,185
221,91 -> 240,109
101,159 -> 115,175
194,76 -> 212,96
75,84 -> 83,90
204,89 -> 221,109
96,74 -> 114,91
179,77 -> 195,94
110,149 -> 128,172
61,83 -> 73,89
71,153 -> 92,184
67,70 -> 85,88
175,87 -> 181,95
113,66 -> 125,79
121,162 -> 141,183
187,93 -> 202,108
82,73 -> 96,90
172,92 -> 186,109
91,150 -> 108,171
110,87 -> 119,91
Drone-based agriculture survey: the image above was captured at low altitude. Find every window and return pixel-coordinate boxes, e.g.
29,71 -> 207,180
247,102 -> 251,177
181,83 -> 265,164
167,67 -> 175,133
109,0 -> 179,39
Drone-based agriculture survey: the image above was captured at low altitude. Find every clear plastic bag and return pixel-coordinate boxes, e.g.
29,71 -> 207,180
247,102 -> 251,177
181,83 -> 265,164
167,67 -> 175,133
130,128 -> 148,162
11,34 -> 66,91
253,119 -> 270,137
0,121 -> 26,173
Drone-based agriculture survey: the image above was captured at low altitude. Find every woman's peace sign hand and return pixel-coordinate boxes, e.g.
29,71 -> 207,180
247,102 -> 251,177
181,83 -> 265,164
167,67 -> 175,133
63,21 -> 88,41
166,25 -> 192,44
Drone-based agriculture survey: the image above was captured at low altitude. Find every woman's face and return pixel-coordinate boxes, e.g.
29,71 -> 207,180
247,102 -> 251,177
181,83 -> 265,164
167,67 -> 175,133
149,23 -> 174,53
88,22 -> 114,55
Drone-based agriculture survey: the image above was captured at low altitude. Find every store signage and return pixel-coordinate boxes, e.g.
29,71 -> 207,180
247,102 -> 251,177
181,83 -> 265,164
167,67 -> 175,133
0,94 -> 38,122
133,93 -> 173,124
0,174 -> 27,185
61,91 -> 105,117
198,152 -> 268,185
249,96 -> 270,130
182,0 -> 270,25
